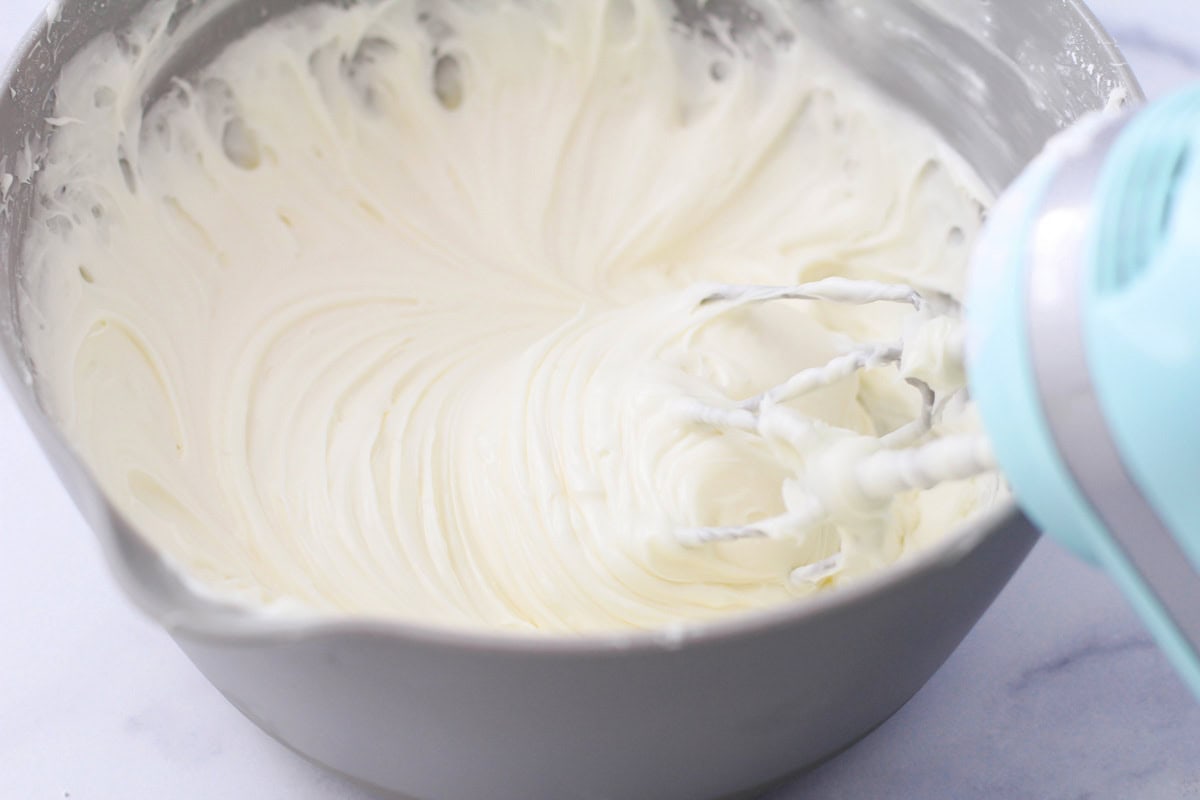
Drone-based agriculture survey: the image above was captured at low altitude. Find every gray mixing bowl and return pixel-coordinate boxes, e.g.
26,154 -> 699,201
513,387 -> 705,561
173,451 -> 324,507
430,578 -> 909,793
0,2 -> 1140,798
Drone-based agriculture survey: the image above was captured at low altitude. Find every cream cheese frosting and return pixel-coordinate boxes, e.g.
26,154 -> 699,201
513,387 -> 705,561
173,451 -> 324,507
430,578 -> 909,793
20,0 -> 1001,632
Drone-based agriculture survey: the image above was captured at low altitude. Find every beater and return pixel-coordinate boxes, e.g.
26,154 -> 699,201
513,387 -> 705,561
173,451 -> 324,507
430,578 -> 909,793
678,85 -> 1200,694
675,277 -> 994,559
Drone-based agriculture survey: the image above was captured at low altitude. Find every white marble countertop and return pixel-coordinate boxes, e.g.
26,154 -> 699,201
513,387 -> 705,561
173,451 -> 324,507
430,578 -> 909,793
4,2 -> 1200,798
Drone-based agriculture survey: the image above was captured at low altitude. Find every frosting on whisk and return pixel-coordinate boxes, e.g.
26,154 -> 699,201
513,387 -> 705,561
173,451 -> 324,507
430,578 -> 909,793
675,278 -> 996,583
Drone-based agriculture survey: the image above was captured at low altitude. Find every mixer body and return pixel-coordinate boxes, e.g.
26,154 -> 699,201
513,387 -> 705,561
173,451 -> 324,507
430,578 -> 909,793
968,87 -> 1200,697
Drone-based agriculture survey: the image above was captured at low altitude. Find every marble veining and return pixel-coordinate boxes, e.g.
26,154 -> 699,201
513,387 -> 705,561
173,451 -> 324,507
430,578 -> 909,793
1006,634 -> 1156,694
4,1 -> 1200,798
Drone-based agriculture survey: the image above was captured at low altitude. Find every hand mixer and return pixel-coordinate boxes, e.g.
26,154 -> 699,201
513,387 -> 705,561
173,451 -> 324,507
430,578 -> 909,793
676,85 -> 1200,697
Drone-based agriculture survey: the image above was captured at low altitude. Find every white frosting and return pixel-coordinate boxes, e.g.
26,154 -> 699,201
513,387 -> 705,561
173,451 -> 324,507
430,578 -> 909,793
22,0 -> 1000,632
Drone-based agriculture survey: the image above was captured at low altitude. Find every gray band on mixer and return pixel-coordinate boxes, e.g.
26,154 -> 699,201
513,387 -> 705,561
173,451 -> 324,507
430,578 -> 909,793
1026,115 -> 1200,657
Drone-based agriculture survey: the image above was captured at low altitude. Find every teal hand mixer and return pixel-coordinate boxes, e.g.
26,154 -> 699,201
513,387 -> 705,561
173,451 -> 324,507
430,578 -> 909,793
970,86 -> 1200,697
679,85 -> 1200,697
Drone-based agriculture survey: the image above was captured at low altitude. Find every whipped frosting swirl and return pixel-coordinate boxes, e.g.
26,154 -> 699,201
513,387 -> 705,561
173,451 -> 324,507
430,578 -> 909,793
21,0 -> 999,631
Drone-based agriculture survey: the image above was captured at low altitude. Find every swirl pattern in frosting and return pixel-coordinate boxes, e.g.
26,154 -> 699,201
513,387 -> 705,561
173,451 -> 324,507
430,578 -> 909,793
21,0 -> 1000,632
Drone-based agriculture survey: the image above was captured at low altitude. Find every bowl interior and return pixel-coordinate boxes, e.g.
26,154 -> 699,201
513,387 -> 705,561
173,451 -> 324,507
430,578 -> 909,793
0,0 -> 1141,638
